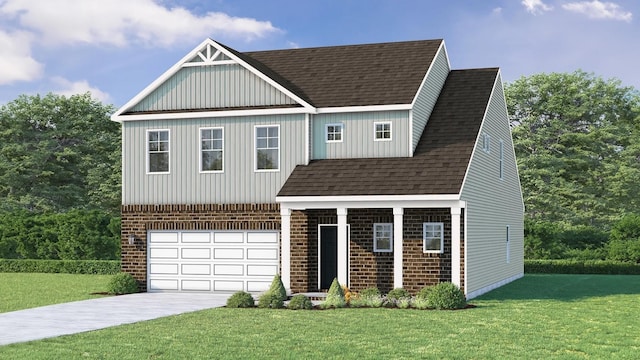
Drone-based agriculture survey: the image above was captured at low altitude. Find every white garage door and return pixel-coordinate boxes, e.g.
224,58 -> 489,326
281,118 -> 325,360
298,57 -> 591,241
147,231 -> 279,293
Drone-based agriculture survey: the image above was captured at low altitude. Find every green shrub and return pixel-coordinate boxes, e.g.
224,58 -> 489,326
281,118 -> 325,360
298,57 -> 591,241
359,287 -> 380,298
397,297 -> 412,309
0,259 -> 120,274
287,294 -> 313,310
416,285 -> 434,300
320,278 -> 346,309
226,291 -> 255,308
258,292 -> 284,309
413,296 -> 431,310
426,282 -> 466,310
525,259 -> 640,274
107,272 -> 139,295
386,288 -> 410,300
268,274 -> 287,302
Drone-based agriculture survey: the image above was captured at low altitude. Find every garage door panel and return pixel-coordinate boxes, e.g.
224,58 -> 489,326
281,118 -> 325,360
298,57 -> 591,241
148,231 -> 278,293
150,232 -> 179,243
150,248 -> 179,259
247,233 -> 278,243
247,281 -> 271,292
247,265 -> 278,276
247,248 -> 278,260
214,280 -> 244,292
181,248 -> 211,259
181,264 -> 211,275
150,263 -> 179,275
181,280 -> 211,291
214,264 -> 244,276
150,279 -> 179,291
214,248 -> 244,260
182,232 -> 211,243
214,232 -> 243,243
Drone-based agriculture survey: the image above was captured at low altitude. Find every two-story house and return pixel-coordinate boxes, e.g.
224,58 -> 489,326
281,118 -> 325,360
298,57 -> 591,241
112,38 -> 524,299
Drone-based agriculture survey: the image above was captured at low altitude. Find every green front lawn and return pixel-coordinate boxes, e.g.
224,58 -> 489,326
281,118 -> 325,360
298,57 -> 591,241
1,274 -> 639,359
0,273 -> 111,313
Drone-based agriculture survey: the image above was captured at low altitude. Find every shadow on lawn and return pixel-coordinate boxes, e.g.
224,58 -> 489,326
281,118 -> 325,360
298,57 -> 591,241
476,274 -> 640,301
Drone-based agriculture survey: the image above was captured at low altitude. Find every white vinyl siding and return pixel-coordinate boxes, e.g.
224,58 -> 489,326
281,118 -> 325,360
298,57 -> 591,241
460,73 -> 524,297
255,125 -> 279,171
200,127 -> 223,173
423,222 -> 444,253
122,114 -> 306,205
147,129 -> 170,174
499,140 -> 504,180
373,223 -> 393,252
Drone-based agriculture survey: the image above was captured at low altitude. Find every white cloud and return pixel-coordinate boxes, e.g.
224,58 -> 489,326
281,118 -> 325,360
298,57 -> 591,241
562,1 -> 632,22
0,0 -> 281,47
0,30 -> 43,84
521,0 -> 553,15
52,77 -> 111,103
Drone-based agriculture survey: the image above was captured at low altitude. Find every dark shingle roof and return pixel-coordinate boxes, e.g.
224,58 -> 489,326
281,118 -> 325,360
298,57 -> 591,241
277,68 -> 499,197
243,40 -> 442,108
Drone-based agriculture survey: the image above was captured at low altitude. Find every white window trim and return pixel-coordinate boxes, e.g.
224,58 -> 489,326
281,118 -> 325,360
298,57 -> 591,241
374,121 -> 392,142
254,124 -> 280,172
373,223 -> 393,253
146,129 -> 170,175
499,139 -> 504,180
199,127 -> 224,174
506,225 -> 511,264
423,222 -> 444,254
325,123 -> 343,143
482,133 -> 491,153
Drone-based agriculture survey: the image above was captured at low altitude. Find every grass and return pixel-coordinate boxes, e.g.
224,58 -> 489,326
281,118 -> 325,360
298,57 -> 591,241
1,274 -> 639,359
0,273 -> 111,313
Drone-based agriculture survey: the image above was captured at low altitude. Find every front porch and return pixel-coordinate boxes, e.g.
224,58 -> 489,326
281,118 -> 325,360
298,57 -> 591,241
277,196 -> 466,294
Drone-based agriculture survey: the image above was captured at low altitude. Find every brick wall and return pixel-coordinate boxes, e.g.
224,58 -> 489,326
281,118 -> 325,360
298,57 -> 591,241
121,204 -> 280,291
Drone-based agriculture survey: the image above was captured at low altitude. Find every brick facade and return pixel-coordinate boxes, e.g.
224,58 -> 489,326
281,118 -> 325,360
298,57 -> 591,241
121,204 -> 280,291
121,204 -> 464,294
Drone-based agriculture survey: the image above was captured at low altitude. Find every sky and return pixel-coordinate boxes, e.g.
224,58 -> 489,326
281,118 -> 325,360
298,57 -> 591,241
0,0 -> 638,107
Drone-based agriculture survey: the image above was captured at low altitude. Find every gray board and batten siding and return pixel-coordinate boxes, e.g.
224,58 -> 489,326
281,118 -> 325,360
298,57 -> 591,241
460,73 -> 525,297
122,114 -> 306,205
411,44 -> 451,153
129,64 -> 298,113
311,110 -> 410,159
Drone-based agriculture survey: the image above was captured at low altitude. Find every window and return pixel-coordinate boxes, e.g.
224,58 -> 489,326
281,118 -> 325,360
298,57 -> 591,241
423,222 -> 444,253
374,122 -> 392,141
147,129 -> 169,173
482,132 -> 491,153
200,128 -> 223,172
499,140 -> 504,179
373,223 -> 393,252
326,123 -> 343,143
506,225 -> 511,263
255,125 -> 279,171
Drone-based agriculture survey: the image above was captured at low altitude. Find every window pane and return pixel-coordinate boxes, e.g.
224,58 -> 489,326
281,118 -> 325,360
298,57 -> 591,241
158,142 -> 169,151
257,138 -> 267,148
201,140 -> 212,150
424,237 -> 440,251
376,238 -> 391,250
268,138 -> 278,148
257,149 -> 278,169
335,133 -> 341,141
257,127 -> 267,137
149,142 -> 159,151
159,131 -> 169,141
149,153 -> 169,172
268,127 -> 278,137
202,151 -> 222,171
201,129 -> 212,140
149,131 -> 158,141
212,129 -> 222,140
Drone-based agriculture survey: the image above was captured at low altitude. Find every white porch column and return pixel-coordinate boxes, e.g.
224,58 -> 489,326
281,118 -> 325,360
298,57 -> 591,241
280,207 -> 291,294
393,207 -> 404,289
336,207 -> 348,286
451,207 -> 461,288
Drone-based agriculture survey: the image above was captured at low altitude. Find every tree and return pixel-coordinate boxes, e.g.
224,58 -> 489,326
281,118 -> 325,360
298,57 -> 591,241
506,71 -> 640,228
0,93 -> 120,213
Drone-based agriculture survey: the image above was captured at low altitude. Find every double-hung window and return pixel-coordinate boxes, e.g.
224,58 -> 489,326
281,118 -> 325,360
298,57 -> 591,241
147,129 -> 169,174
326,123 -> 343,142
423,222 -> 444,253
255,125 -> 279,171
374,122 -> 392,141
373,223 -> 393,252
201,128 -> 223,172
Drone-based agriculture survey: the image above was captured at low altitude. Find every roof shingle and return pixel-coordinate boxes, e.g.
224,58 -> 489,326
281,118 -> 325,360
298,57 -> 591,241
276,68 -> 499,197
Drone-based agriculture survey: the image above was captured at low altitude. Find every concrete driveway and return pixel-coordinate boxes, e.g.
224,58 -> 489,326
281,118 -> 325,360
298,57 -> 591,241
0,292 -> 230,346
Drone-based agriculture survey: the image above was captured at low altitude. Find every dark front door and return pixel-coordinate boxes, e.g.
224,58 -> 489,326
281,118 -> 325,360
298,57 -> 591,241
319,225 -> 338,290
